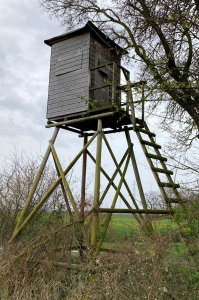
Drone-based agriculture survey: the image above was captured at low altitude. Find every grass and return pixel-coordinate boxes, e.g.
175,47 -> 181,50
1,213 -> 199,299
101,215 -> 188,258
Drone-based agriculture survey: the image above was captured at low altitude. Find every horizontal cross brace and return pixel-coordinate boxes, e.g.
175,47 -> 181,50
89,61 -> 129,75
46,112 -> 114,128
98,208 -> 175,215
89,61 -> 115,71
167,198 -> 187,203
78,127 -> 134,138
89,83 -> 112,91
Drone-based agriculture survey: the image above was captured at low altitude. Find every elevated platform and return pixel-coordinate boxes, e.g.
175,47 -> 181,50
46,109 -> 143,132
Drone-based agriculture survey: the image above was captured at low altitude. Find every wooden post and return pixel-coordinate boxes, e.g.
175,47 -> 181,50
91,119 -> 102,249
112,62 -> 117,105
13,127 -> 59,234
49,141 -> 89,246
124,69 -> 130,114
80,134 -> 88,257
122,70 -> 136,129
9,130 -> 99,242
80,135 -> 88,219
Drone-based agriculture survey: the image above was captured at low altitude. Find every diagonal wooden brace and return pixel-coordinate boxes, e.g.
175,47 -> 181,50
49,141 -> 89,246
102,133 -> 143,220
97,148 -> 132,250
52,155 -> 74,222
13,127 -> 60,234
87,150 -> 142,225
9,130 -> 99,243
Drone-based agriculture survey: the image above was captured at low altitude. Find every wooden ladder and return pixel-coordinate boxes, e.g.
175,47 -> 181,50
134,121 -> 185,208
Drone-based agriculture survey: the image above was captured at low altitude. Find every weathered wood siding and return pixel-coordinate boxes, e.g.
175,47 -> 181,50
47,33 -> 90,119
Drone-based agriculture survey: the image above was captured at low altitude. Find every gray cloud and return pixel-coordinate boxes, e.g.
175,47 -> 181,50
0,0 -> 63,141
0,0 -> 162,200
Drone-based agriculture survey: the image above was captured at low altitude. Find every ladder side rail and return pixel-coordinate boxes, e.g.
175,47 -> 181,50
136,130 -> 173,209
143,122 -> 183,203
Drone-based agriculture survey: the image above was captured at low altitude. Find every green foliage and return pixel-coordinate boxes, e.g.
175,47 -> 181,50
0,290 -> 9,299
192,272 -> 199,290
174,202 -> 199,238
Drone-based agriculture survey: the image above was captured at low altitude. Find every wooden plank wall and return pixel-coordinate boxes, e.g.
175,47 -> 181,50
47,33 -> 90,119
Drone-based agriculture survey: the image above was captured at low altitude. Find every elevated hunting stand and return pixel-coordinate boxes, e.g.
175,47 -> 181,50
10,22 -> 185,253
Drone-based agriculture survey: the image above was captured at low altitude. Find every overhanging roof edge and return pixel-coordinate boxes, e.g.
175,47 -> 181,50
44,21 -> 128,55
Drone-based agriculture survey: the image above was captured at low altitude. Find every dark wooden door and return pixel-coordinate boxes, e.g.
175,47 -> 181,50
93,42 -> 111,109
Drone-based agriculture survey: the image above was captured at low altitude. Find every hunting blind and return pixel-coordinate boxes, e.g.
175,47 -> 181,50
10,22 -> 186,257
45,21 -> 124,126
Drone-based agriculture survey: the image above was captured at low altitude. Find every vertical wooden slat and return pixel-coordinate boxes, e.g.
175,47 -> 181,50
112,62 -> 117,105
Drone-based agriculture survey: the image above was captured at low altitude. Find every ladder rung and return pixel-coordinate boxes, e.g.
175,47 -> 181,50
159,182 -> 180,188
146,153 -> 167,162
152,167 -> 173,175
135,126 -> 156,137
167,198 -> 186,203
140,140 -> 161,149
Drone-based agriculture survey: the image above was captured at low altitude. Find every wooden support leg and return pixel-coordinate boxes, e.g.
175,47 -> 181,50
97,149 -> 132,250
9,130 -> 99,243
80,134 -> 88,257
91,119 -> 102,249
80,135 -> 88,219
49,141 -> 89,246
13,127 -> 59,235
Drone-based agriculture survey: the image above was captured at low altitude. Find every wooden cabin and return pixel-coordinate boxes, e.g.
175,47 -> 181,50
45,21 -> 126,123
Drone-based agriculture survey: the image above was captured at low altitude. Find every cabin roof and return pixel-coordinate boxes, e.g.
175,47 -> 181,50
44,21 -> 127,55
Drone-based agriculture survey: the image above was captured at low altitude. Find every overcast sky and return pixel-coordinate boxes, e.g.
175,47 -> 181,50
0,0 -> 172,208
